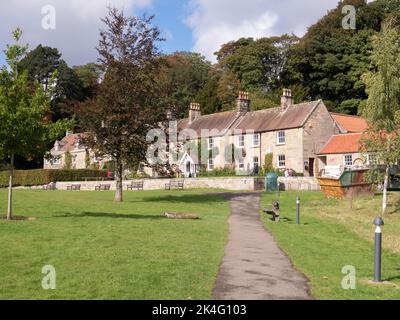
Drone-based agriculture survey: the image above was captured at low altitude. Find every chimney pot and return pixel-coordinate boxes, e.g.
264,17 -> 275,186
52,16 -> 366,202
281,88 -> 293,111
189,102 -> 201,124
237,91 -> 251,113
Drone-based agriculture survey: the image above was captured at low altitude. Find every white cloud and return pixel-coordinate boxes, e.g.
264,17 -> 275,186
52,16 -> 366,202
185,0 -> 342,62
0,0 -> 153,66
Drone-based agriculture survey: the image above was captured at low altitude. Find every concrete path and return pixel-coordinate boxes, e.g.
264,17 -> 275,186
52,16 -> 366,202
213,193 -> 312,300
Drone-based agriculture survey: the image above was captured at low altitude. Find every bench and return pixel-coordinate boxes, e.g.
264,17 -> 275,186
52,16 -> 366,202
165,180 -> 184,190
263,201 -> 280,222
67,184 -> 81,191
95,184 -> 111,191
42,183 -> 56,190
127,181 -> 144,191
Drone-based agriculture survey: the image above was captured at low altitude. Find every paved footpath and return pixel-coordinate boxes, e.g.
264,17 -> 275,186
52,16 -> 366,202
213,193 -> 312,300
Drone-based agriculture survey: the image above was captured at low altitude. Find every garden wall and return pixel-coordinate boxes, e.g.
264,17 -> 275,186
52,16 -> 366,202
278,177 -> 321,192
16,176 -> 321,192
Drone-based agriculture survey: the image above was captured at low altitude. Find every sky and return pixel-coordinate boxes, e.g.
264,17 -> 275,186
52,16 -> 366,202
0,0 -> 348,67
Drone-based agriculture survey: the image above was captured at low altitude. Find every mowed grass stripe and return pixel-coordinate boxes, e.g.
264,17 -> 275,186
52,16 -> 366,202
262,192 -> 400,300
0,190 -> 229,299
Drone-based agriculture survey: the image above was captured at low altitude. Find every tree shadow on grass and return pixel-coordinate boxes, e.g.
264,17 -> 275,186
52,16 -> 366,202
136,194 -> 227,204
54,212 -> 165,220
383,274 -> 400,282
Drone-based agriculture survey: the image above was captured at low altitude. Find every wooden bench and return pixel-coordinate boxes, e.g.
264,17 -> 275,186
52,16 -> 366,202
127,181 -> 144,191
95,184 -> 111,191
42,183 -> 56,190
263,201 -> 280,222
165,180 -> 184,190
67,184 -> 81,191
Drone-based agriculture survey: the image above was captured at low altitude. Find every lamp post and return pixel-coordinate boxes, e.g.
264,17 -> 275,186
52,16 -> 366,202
373,217 -> 384,283
296,196 -> 300,225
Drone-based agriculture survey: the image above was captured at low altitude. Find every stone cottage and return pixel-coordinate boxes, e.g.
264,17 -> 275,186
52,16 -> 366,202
44,131 -> 106,170
318,114 -> 371,169
174,89 -> 343,177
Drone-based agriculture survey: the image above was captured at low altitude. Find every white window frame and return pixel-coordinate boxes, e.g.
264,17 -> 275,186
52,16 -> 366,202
208,158 -> 214,171
238,135 -> 245,148
277,155 -> 286,168
238,159 -> 245,170
253,156 -> 259,168
277,131 -> 286,145
253,134 -> 260,147
52,157 -> 61,165
208,137 -> 214,150
344,154 -> 353,166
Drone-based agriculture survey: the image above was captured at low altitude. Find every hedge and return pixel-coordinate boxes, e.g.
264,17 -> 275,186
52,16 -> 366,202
0,169 -> 108,187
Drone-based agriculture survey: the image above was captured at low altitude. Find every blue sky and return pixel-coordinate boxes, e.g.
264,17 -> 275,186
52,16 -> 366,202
0,0 -> 343,67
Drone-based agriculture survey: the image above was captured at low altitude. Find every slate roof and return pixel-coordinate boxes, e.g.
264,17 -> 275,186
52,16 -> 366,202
178,100 -> 322,137
235,101 -> 321,133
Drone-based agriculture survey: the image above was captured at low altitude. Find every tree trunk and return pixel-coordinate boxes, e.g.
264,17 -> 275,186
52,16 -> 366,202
7,153 -> 14,220
382,164 -> 390,215
114,159 -> 123,202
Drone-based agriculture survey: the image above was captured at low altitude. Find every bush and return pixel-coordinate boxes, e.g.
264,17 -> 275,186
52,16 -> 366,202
0,169 -> 108,187
198,167 -> 237,177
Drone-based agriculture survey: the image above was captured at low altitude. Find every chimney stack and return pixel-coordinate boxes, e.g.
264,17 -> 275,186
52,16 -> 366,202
66,130 -> 73,137
189,103 -> 201,124
237,91 -> 251,113
281,89 -> 293,111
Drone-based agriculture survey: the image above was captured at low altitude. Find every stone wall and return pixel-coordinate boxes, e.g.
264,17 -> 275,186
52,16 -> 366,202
18,177 -> 321,192
28,177 -> 260,191
278,177 -> 321,192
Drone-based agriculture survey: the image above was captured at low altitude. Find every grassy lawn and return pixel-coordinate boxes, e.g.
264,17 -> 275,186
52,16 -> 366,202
0,189 -> 230,300
261,191 -> 400,300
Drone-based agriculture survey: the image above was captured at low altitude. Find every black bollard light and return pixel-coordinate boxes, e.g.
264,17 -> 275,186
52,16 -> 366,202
373,217 -> 384,283
296,196 -> 300,225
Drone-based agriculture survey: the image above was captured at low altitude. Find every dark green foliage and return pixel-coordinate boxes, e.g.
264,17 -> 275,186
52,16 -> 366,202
19,45 -> 86,121
282,0 -> 400,113
198,167 -> 236,177
195,70 -> 223,115
160,51 -> 211,118
0,169 -> 108,187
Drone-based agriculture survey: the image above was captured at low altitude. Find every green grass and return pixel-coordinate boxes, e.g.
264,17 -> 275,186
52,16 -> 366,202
0,189 -> 230,300
261,192 -> 400,300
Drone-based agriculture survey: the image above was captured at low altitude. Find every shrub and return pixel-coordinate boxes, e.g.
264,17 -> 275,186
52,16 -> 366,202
0,169 -> 108,187
198,167 -> 237,177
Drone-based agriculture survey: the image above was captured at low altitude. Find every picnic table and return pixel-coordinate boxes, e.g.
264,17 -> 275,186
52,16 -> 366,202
95,184 -> 111,191
127,181 -> 144,191
165,180 -> 184,190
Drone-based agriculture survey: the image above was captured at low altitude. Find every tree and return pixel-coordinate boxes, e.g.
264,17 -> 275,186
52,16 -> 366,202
64,151 -> 72,169
361,19 -> 400,215
215,35 -> 298,91
159,52 -> 211,118
77,8 -> 167,202
73,63 -> 102,98
19,45 -> 86,121
0,29 -> 70,220
195,69 -> 223,115
283,0 -> 400,113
